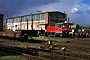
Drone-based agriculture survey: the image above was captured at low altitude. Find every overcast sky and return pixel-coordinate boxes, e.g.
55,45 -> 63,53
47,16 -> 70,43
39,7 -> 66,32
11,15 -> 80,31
0,0 -> 90,26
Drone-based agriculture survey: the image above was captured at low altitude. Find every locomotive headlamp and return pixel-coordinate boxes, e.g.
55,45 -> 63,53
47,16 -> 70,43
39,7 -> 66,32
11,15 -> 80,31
69,25 -> 71,28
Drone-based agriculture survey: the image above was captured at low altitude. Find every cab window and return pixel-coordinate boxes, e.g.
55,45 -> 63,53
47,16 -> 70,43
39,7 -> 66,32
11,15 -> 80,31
60,25 -> 61,28
63,25 -> 65,28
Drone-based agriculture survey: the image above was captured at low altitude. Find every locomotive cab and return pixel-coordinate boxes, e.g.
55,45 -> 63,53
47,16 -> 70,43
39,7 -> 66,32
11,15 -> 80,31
62,23 -> 72,37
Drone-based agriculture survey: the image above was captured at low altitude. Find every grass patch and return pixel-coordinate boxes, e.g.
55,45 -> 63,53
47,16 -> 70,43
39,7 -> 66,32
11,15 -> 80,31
0,56 -> 27,60
0,50 -> 25,60
29,37 -> 72,43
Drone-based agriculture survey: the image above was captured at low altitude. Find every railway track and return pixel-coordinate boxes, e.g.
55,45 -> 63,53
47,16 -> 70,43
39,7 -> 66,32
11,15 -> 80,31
1,37 -> 90,60
41,39 -> 90,53
0,43 -> 50,60
0,43 -> 90,60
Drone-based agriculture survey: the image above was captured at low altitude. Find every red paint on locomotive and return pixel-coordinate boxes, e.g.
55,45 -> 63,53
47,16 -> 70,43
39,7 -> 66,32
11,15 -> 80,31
46,22 -> 71,36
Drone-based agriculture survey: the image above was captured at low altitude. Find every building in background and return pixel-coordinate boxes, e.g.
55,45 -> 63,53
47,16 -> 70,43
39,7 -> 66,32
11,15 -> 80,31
6,11 -> 67,31
0,14 -> 4,31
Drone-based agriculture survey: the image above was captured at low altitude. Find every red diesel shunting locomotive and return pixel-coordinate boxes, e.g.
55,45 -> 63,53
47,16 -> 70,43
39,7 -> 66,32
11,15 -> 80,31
45,22 -> 72,37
